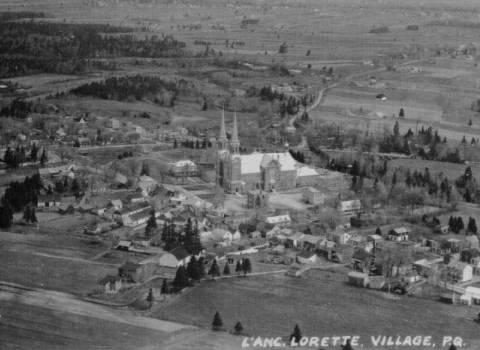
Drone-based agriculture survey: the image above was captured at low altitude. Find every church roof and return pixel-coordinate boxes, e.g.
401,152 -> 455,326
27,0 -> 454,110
231,110 -> 240,147
219,108 -> 227,143
232,152 -> 297,174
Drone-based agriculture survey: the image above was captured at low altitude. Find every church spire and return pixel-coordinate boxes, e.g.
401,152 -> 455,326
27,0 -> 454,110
230,107 -> 240,154
219,105 -> 227,149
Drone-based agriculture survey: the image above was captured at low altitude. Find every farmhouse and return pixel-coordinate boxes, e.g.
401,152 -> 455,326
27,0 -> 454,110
296,251 -> 317,264
388,227 -> 409,241
97,276 -> 122,294
302,187 -> 324,205
118,262 -> 148,283
37,194 -> 61,208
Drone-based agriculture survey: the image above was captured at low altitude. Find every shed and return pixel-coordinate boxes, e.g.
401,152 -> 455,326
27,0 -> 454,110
348,271 -> 370,287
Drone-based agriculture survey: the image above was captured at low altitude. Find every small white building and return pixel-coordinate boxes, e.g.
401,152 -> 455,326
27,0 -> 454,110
265,215 -> 291,227
296,251 -> 317,264
388,227 -> 409,242
340,200 -> 362,215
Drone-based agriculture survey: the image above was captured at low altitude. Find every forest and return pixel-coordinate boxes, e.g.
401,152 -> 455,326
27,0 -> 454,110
0,20 -> 186,77
70,75 -> 190,104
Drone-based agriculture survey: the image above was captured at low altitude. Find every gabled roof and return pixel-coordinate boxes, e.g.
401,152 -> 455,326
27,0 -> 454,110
390,227 -> 410,235
302,234 -> 321,245
297,167 -> 319,177
297,251 -> 316,259
232,152 -> 297,174
265,215 -> 291,224
169,246 -> 190,261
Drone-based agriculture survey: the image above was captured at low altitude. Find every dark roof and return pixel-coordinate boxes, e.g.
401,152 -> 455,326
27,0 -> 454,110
38,194 -> 61,202
169,246 -> 190,261
99,275 -> 121,285
297,251 -> 316,259
119,261 -> 142,271
352,249 -> 374,261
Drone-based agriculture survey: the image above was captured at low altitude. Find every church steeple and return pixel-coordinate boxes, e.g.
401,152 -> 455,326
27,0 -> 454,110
218,106 -> 228,149
231,108 -> 240,154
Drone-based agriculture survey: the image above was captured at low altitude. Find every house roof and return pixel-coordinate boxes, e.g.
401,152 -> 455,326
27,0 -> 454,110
297,251 -> 316,259
368,234 -> 383,240
114,173 -> 128,184
390,227 -> 410,235
232,152 -> 297,174
302,234 -> 321,244
465,235 -> 479,245
110,199 -> 123,207
171,160 -> 196,167
99,275 -> 121,285
340,200 -> 361,211
265,215 -> 291,224
447,261 -> 471,272
38,194 -> 61,202
169,246 -> 190,261
297,167 -> 319,177
348,271 -> 369,279
120,261 -> 142,271
288,232 -> 305,240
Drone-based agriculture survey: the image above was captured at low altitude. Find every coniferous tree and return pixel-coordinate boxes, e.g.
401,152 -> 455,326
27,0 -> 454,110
173,266 -> 189,289
197,257 -> 206,279
30,207 -> 37,225
23,206 -> 31,223
140,161 -> 150,176
212,311 -> 223,331
0,206 -> 13,229
30,143 -> 38,163
290,324 -> 302,343
208,259 -> 220,278
145,209 -> 157,238
468,217 -> 477,234
241,258 -> 252,276
375,227 -> 382,236
223,263 -> 230,275
146,288 -> 154,306
234,321 -> 243,335
235,260 -> 242,274
187,256 -> 201,281
161,278 -> 168,300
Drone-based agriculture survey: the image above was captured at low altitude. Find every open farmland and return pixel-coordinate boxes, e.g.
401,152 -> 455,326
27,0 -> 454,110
154,271 -> 480,349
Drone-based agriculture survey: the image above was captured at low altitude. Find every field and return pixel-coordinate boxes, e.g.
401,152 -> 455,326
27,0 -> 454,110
154,270 -> 480,349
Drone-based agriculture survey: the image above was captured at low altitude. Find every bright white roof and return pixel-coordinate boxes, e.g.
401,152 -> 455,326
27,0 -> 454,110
172,160 -> 196,167
266,215 -> 291,224
297,167 -> 319,177
233,152 -> 297,174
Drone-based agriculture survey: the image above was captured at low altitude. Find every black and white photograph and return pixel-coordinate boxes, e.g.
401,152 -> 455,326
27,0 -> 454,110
0,0 -> 479,349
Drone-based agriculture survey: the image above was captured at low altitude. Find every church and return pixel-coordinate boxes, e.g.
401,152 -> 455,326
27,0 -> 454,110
216,109 -> 318,193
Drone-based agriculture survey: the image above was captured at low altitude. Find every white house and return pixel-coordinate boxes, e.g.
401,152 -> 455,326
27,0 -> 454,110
388,227 -> 409,241
340,200 -> 362,215
297,251 -> 317,264
445,261 -> 473,283
265,215 -> 291,227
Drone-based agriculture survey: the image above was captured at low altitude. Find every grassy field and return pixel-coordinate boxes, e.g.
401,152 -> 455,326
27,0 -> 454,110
154,270 -> 480,349
0,249 -> 116,296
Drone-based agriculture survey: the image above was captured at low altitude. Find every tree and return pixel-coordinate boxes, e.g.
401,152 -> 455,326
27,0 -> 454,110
23,206 -> 31,223
212,311 -> 223,331
173,138 -> 178,149
468,118 -> 472,126
235,260 -> 242,274
146,288 -> 154,307
197,257 -> 206,279
187,256 -> 201,280
464,188 -> 472,203
202,100 -> 208,111
278,42 -> 288,54
223,263 -> 230,275
290,324 -> 302,343
0,206 -> 13,229
393,121 -> 399,137
30,207 -> 37,225
30,143 -> 38,163
468,217 -> 477,234
145,210 -> 157,237
461,135 -> 466,143
234,321 -> 244,335
341,339 -> 354,350
140,161 -> 149,176
241,258 -> 252,276
306,49 -> 311,56
375,227 -> 382,236
399,108 -> 405,118
40,149 -> 48,166
172,266 -> 189,289
208,259 -> 220,278
161,278 -> 168,300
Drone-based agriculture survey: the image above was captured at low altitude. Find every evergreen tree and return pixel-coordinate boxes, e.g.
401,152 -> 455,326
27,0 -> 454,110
146,288 -> 154,306
183,218 -> 194,253
234,321 -> 243,335
0,206 -> 13,229
464,188 -> 472,203
393,121 -> 400,137
145,209 -> 157,238
187,256 -> 201,281
30,143 -> 38,163
161,278 -> 168,300
40,149 -> 48,165
173,138 -> 178,149
461,135 -> 466,143
242,258 -> 252,276
23,206 -> 31,223
223,263 -> 230,275
202,100 -> 208,111
375,227 -> 382,236
30,207 -> 37,225
192,221 -> 202,255
208,259 -> 220,278
197,257 -> 206,279
468,217 -> 477,234
290,324 -> 302,343
468,119 -> 472,126
235,260 -> 243,274
399,108 -> 405,118
212,311 -> 223,331
140,162 -> 150,176
172,266 -> 189,289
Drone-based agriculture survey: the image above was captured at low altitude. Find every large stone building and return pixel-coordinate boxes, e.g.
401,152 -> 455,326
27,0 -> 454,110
216,109 -> 303,193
